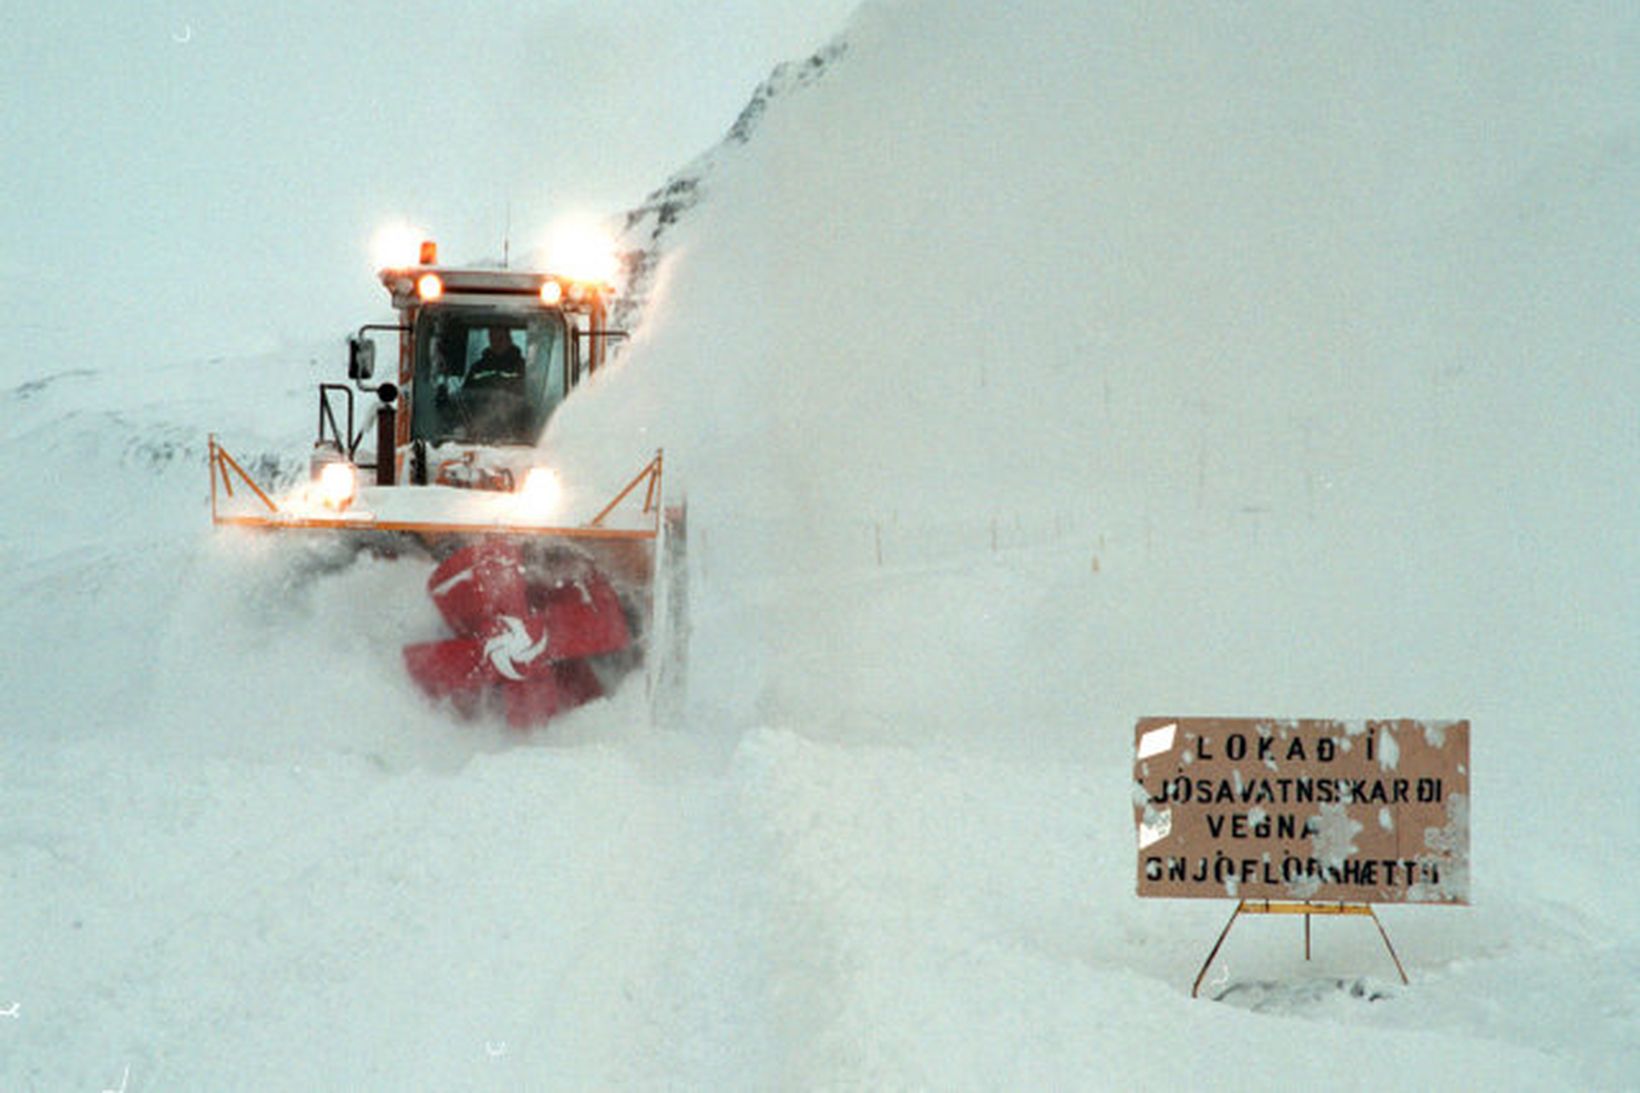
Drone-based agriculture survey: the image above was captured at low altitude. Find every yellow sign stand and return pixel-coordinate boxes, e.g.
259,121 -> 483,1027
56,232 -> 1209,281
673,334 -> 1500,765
1192,900 -> 1409,998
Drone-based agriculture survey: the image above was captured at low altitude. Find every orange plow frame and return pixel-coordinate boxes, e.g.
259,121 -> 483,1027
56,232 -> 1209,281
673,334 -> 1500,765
208,435 -> 664,544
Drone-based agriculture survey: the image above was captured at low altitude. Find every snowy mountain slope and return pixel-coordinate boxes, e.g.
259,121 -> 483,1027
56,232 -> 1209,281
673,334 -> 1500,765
4,2 -> 1638,1088
614,35 -> 851,335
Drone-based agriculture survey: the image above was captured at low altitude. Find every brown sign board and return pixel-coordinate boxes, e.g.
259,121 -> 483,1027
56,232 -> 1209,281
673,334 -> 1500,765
1133,718 -> 1469,904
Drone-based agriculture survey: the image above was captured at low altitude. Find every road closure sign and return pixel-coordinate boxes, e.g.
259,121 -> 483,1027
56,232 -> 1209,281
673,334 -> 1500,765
1133,718 -> 1469,904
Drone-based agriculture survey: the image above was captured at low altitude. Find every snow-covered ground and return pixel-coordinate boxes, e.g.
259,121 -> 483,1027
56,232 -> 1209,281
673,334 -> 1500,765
4,4 -> 1637,1088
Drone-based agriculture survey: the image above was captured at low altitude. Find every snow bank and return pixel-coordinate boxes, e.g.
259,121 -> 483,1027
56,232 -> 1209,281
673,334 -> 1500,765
550,0 -> 1639,910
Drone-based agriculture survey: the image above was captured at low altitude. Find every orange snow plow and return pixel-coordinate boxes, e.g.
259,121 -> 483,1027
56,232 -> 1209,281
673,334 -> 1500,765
208,237 -> 686,727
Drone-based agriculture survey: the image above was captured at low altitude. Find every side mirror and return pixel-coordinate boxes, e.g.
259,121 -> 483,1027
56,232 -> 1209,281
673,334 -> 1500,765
348,336 -> 376,381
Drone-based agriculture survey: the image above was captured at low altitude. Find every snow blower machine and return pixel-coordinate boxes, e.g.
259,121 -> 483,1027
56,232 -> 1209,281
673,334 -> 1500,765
208,237 -> 685,727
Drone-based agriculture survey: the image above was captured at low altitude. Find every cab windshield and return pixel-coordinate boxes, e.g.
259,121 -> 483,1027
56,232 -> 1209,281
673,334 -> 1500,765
411,309 -> 567,445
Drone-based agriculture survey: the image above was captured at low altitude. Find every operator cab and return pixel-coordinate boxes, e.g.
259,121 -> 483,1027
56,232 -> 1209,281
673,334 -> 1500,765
334,247 -> 622,490
411,307 -> 569,446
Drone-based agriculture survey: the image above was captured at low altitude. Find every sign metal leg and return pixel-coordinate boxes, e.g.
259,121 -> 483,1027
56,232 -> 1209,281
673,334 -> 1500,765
1368,906 -> 1410,985
1192,901 -> 1410,996
1192,901 -> 1245,998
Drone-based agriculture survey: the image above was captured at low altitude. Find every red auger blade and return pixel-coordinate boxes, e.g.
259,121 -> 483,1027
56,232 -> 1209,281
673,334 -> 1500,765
427,540 -> 529,638
403,637 -> 490,697
404,540 -> 635,728
503,661 -> 606,728
532,572 -> 631,661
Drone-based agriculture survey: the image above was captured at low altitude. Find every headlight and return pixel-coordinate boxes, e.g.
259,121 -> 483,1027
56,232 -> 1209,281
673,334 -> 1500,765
416,272 -> 444,301
517,467 -> 563,518
372,223 -> 430,271
316,460 -> 358,510
540,218 -> 619,286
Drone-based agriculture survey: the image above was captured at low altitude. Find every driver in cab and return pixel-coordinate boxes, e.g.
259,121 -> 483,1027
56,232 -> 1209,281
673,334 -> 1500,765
445,326 -> 528,441
467,327 -> 525,393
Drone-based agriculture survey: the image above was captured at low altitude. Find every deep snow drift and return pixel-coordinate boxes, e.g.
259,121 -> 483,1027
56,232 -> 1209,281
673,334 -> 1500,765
4,3 -> 1637,1088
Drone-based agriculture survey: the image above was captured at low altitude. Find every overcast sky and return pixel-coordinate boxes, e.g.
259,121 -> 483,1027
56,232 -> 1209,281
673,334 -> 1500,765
1,1 -> 860,372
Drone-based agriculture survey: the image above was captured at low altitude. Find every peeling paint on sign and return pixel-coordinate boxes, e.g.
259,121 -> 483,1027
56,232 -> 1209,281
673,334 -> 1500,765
1133,718 -> 1470,904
